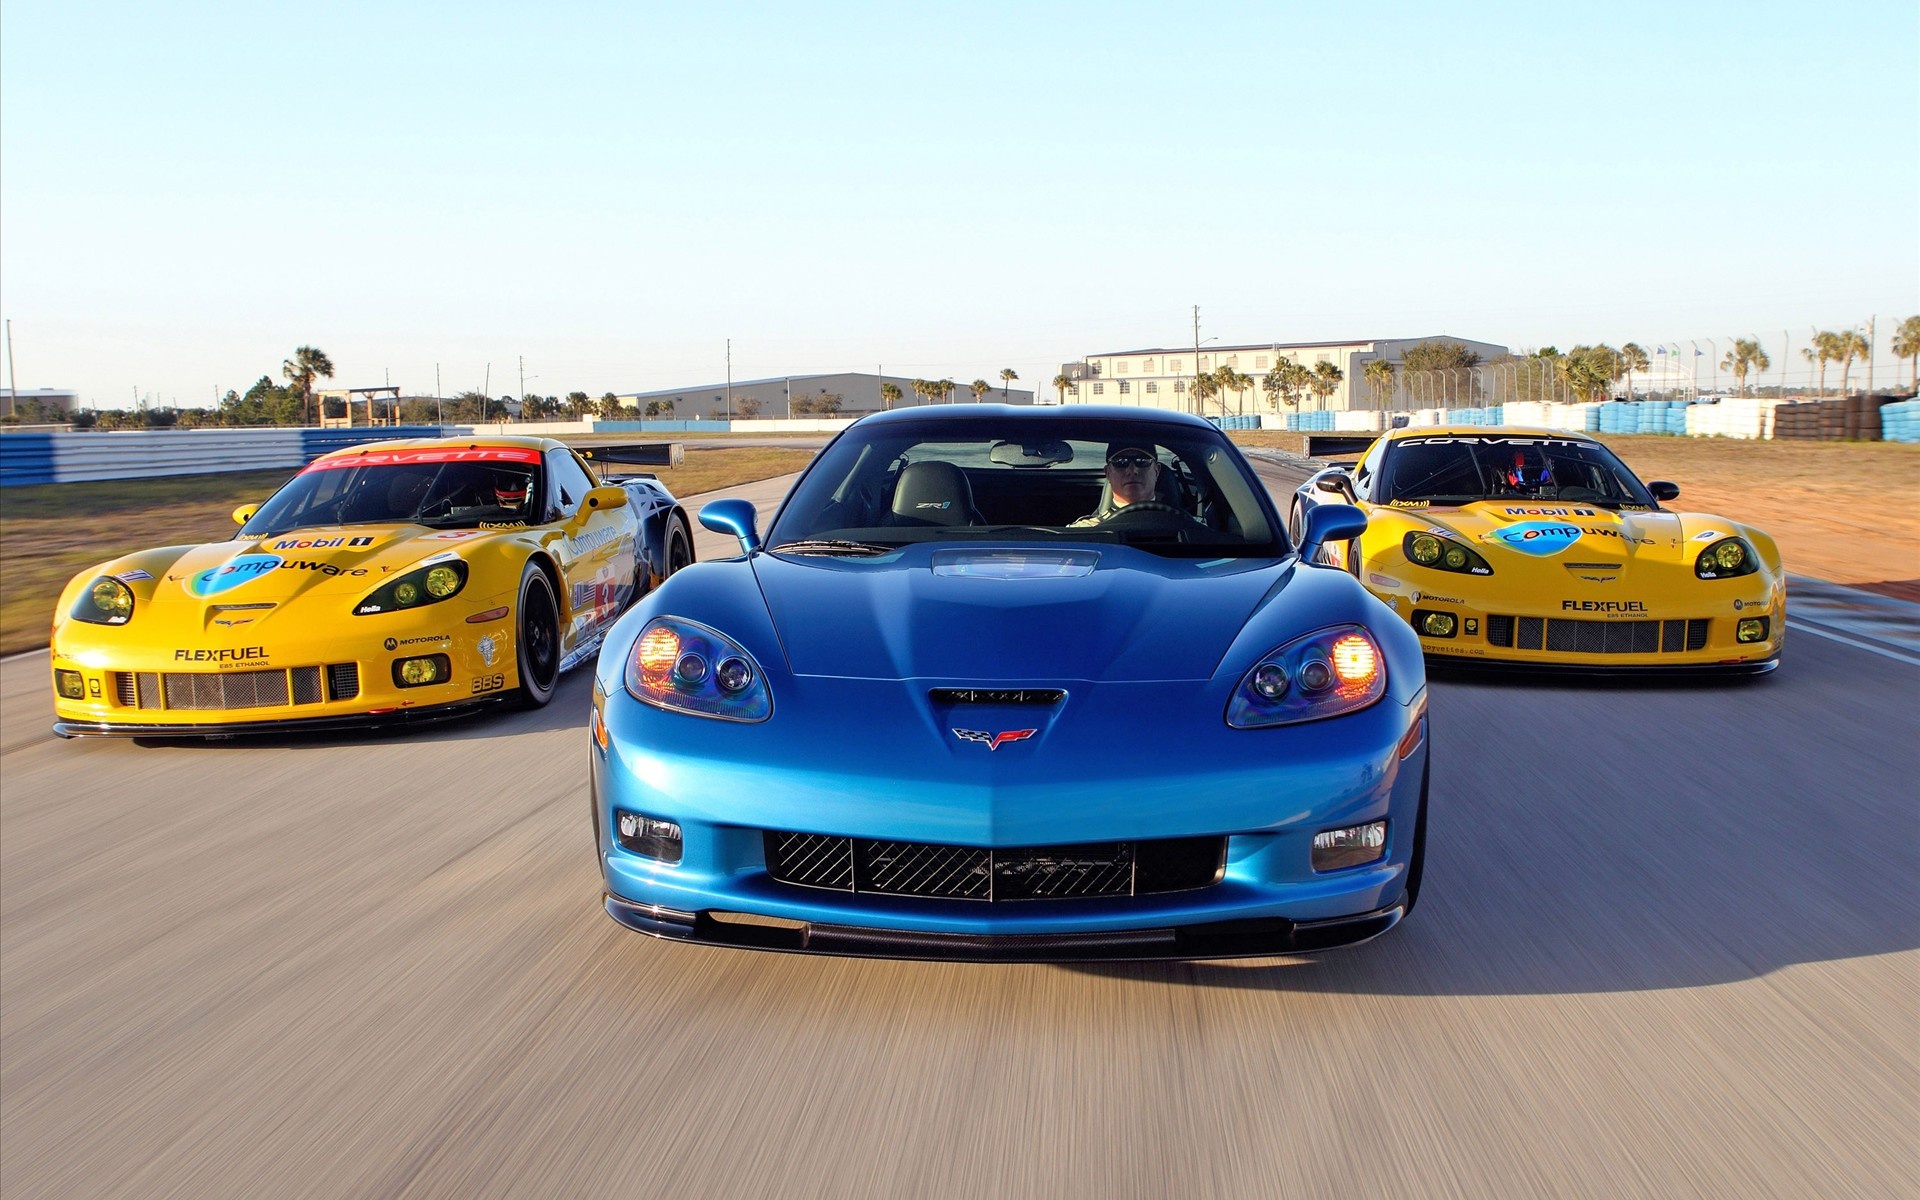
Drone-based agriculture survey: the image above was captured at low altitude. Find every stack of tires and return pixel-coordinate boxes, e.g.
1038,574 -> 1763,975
1773,396 -> 1892,440
1881,399 -> 1920,444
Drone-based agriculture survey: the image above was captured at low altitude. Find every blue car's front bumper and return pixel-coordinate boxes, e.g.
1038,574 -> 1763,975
591,676 -> 1428,962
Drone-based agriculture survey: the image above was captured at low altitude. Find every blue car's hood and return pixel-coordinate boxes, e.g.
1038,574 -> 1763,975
752,546 -> 1285,683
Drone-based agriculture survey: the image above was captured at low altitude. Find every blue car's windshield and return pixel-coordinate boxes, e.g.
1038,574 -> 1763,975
768,416 -> 1285,558
239,447 -> 546,537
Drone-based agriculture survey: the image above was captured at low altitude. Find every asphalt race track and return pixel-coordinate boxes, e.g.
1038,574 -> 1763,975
3,461 -> 1915,1199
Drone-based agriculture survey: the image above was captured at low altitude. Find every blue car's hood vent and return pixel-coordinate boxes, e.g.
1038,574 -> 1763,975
928,687 -> 1065,706
753,546 -> 1283,683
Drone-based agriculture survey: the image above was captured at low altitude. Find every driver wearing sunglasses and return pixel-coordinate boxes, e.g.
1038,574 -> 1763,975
1068,438 -> 1169,527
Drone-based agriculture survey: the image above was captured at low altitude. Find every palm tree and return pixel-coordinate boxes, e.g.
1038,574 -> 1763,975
1619,343 -> 1650,401
880,382 -> 902,410
999,368 -> 1018,400
910,379 -> 930,407
1190,370 -> 1221,414
1892,316 -> 1920,390
1362,359 -> 1395,408
932,378 -> 957,404
1804,330 -> 1844,397
281,345 -> 335,425
1719,338 -> 1770,397
1835,329 -> 1869,395
970,378 -> 990,402
1310,360 -> 1344,409
1051,373 -> 1072,404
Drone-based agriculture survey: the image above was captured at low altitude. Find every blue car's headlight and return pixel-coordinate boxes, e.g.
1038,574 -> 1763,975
1226,624 -> 1386,728
1695,537 -> 1759,579
624,616 -> 772,722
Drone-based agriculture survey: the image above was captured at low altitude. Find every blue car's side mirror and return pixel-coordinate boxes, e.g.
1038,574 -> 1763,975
699,498 -> 761,555
1299,504 -> 1367,566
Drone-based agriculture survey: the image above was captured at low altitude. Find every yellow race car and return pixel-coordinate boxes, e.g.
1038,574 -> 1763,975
1287,425 -> 1784,672
51,436 -> 694,737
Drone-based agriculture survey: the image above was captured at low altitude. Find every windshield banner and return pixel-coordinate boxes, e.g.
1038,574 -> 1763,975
301,447 -> 542,472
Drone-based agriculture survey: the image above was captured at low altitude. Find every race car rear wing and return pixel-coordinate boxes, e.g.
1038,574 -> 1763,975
578,442 -> 684,479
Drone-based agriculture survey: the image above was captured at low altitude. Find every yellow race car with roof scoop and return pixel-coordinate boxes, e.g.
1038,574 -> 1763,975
50,436 -> 694,737
1287,425 -> 1784,672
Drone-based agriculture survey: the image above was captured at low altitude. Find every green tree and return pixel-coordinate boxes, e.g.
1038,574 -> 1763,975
1051,373 -> 1071,403
933,378 -> 957,404
1401,341 -> 1481,406
1556,346 -> 1618,403
1619,343 -> 1651,401
1401,340 -> 1482,373
735,395 -> 762,417
565,391 -> 591,417
1362,359 -> 1396,408
599,392 -> 625,420
970,378 -> 991,402
1309,360 -> 1344,408
1720,339 -> 1770,397
1189,369 -> 1221,413
1835,329 -> 1869,395
1891,316 -> 1920,390
281,345 -> 335,425
999,367 -> 1018,400
880,382 -> 902,409
1804,331 -> 1842,397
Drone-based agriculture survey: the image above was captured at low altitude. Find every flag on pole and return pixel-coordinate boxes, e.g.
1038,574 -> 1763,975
1656,347 -> 1667,355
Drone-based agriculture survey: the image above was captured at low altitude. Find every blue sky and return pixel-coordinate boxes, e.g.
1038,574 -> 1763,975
3,0 -> 1916,407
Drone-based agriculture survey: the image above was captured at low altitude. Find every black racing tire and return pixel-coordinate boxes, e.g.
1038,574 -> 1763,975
1287,498 -> 1305,545
664,514 -> 693,577
514,561 -> 561,709
1401,752 -> 1430,917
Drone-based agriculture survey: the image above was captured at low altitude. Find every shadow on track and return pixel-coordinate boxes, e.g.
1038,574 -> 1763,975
1066,647 -> 1917,997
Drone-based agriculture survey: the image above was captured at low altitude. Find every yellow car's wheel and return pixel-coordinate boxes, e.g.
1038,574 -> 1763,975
515,561 -> 561,709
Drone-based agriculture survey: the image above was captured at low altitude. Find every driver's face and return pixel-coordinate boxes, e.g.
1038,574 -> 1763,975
1105,454 -> 1160,506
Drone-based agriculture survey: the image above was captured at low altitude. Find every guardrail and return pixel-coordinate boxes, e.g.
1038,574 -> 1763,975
0,427 -> 449,487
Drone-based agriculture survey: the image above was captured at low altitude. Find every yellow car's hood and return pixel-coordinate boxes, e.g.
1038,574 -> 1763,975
1382,501 -> 1708,569
151,525 -> 494,609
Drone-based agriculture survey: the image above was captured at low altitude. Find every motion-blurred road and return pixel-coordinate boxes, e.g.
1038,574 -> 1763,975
3,460 -> 1914,1199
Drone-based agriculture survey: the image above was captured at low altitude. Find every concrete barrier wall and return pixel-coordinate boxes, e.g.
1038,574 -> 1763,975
0,427 -> 448,487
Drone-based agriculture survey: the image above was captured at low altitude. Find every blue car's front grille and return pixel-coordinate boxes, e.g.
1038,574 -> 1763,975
764,832 -> 1225,902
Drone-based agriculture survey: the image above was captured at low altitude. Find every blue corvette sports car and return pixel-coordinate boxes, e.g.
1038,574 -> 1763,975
590,406 -> 1429,961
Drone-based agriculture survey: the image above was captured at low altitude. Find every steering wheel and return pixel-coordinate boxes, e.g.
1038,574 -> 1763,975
1099,500 -> 1184,521
1098,501 -> 1202,542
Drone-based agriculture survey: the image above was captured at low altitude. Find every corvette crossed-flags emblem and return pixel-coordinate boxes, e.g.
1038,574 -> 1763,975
953,728 -> 1036,752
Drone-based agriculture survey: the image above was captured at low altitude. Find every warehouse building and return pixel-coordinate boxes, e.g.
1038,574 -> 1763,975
623,372 -> 1036,419
1060,336 -> 1510,415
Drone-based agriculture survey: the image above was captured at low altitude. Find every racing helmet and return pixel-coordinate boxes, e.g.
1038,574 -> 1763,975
493,471 -> 531,509
1504,447 -> 1554,488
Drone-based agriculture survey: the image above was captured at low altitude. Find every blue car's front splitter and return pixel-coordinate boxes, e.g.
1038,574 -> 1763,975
604,892 -> 1405,962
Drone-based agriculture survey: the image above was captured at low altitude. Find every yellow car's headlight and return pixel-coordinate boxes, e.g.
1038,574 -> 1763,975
1695,537 -> 1759,580
71,576 -> 135,625
354,559 -> 470,615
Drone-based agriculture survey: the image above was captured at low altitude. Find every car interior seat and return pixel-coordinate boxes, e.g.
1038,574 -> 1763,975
885,460 -> 981,526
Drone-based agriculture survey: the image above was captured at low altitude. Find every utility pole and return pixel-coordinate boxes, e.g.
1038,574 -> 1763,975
436,364 -> 442,425
725,339 -> 733,420
1192,305 -> 1202,416
518,356 -> 525,401
4,318 -> 15,398
1866,315 -> 1876,396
